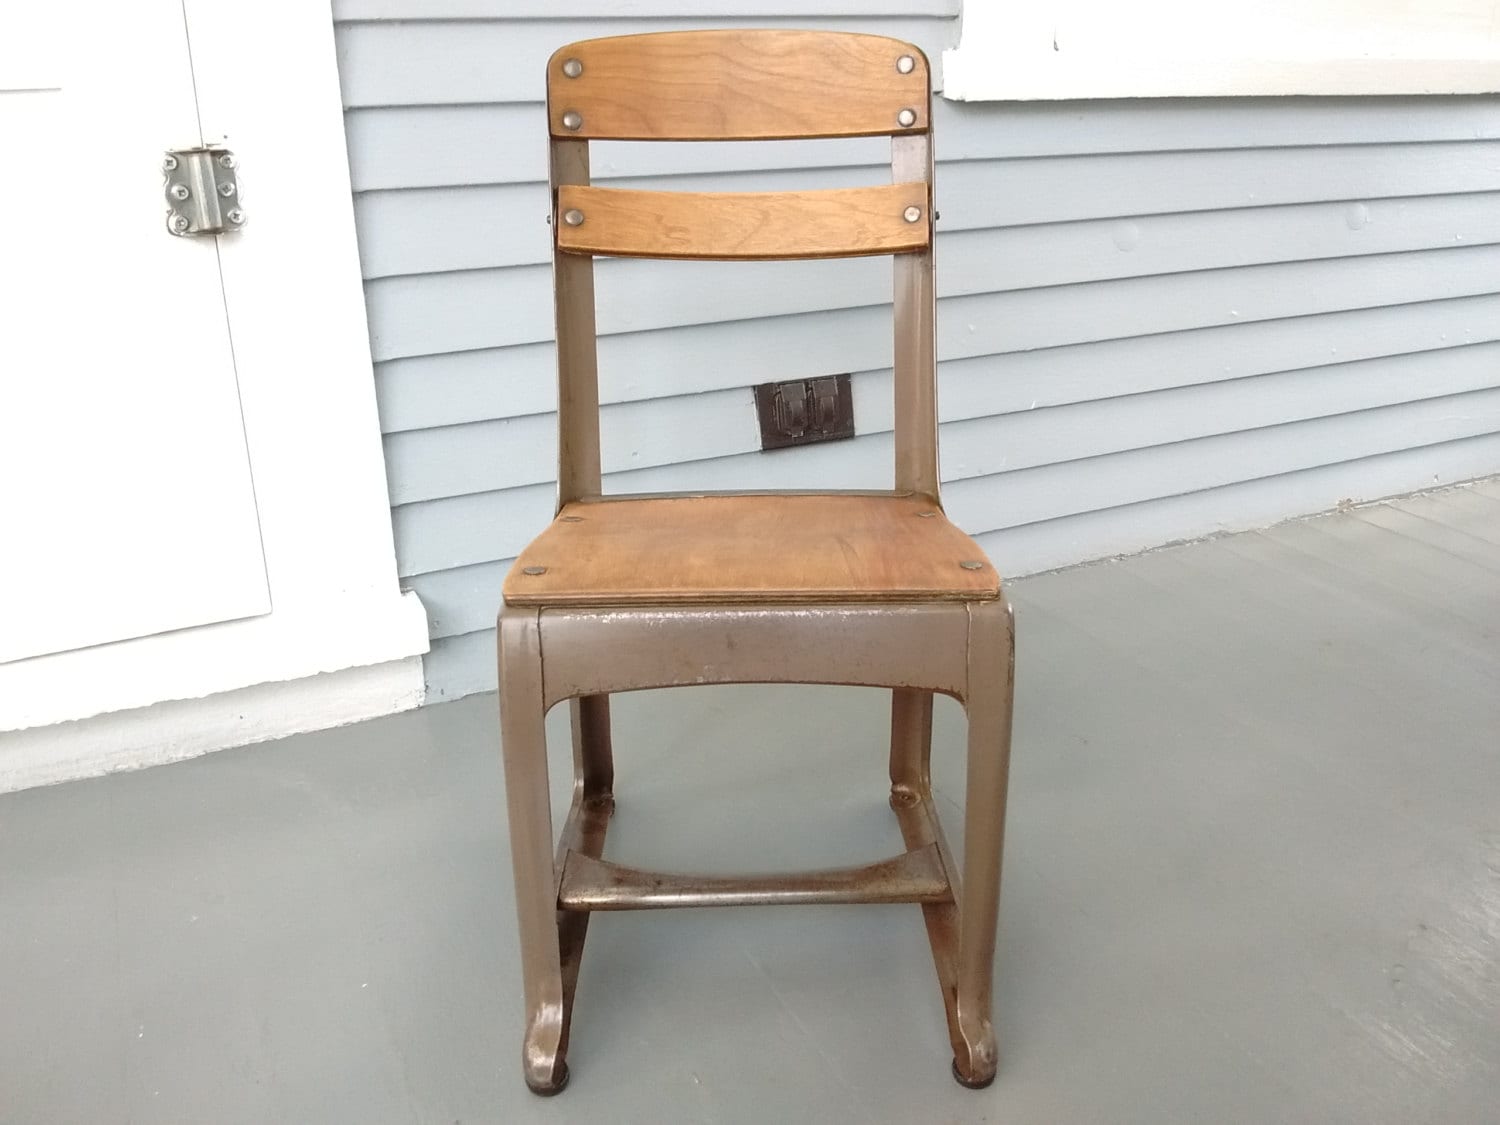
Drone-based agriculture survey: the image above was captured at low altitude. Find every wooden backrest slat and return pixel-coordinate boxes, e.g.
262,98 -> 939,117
556,184 -> 930,261
547,30 -> 941,508
547,30 -> 929,141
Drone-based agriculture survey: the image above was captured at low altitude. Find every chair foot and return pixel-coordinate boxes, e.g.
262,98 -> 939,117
522,1007 -> 570,1097
952,1056 -> 995,1090
524,1060 -> 570,1097
952,1014 -> 998,1089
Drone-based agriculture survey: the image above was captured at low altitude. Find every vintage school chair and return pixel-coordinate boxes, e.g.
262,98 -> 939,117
497,29 -> 1016,1095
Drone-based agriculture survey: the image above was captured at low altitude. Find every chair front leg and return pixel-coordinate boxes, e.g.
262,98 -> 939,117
498,608 -> 569,1095
953,597 -> 1016,1089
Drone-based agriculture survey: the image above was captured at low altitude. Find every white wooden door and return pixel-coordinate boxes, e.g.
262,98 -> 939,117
0,2 -> 269,663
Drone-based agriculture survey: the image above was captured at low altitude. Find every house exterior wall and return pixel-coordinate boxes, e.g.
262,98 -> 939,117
331,0 -> 1500,701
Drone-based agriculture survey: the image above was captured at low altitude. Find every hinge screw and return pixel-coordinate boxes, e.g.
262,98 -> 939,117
168,213 -> 190,234
903,205 -> 922,223
170,183 -> 190,200
162,154 -> 178,172
897,107 -> 917,128
226,209 -> 245,225
218,182 -> 236,197
562,58 -> 583,78
561,110 -> 583,131
218,153 -> 236,170
563,209 -> 584,226
897,55 -> 915,74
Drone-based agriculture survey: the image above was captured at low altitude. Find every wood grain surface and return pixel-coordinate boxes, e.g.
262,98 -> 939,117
546,30 -> 929,140
502,493 -> 1000,606
556,183 -> 930,260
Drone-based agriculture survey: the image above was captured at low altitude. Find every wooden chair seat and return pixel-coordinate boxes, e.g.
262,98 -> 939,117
504,493 -> 1001,607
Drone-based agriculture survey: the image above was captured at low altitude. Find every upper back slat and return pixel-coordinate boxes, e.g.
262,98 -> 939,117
546,30 -> 930,141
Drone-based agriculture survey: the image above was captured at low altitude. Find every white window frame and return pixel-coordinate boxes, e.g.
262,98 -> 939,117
943,0 -> 1500,101
1,0 -> 428,774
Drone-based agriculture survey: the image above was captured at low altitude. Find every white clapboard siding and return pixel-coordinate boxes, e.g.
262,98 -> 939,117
336,17 -> 952,106
334,1 -> 961,19
366,241 -> 1500,368
344,98 -> 1500,192
355,153 -> 1500,278
332,6 -> 1500,700
376,293 -> 1500,433
384,344 -> 1500,505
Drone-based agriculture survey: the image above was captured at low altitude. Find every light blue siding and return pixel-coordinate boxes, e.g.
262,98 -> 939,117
332,6 -> 1500,701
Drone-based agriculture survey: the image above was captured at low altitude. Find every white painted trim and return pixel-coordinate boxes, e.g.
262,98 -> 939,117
943,54 -> 1500,101
943,1 -> 1500,101
1,592 -> 429,732
0,1 -> 428,734
0,657 -> 425,794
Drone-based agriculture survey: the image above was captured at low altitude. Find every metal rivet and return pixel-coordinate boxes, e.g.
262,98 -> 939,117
169,183 -> 190,200
903,205 -> 922,223
916,511 -> 937,518
563,209 -> 584,226
562,58 -> 583,78
897,107 -> 917,128
959,560 -> 985,570
561,110 -> 583,131
168,214 -> 190,234
522,565 -> 548,576
226,209 -> 245,225
218,182 -> 236,197
162,154 -> 178,172
218,154 -> 236,170
897,55 -> 915,74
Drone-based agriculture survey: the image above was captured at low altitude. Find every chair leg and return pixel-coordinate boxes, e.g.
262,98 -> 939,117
569,694 -> 614,810
498,609 -> 570,1095
889,687 -> 934,805
952,598 -> 1016,1089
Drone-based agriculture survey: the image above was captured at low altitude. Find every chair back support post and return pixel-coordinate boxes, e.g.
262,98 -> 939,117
545,30 -> 940,506
550,137 -> 603,508
891,132 -> 939,498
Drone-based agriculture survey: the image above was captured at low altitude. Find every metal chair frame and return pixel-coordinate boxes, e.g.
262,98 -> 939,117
497,30 -> 1016,1095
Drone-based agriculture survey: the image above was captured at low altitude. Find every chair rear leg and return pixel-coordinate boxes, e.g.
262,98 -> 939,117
570,694 -> 614,810
889,687 -> 934,805
952,598 -> 1016,1089
498,609 -> 570,1095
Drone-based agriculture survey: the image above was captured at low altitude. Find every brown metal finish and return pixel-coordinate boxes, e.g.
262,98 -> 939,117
891,133 -> 940,498
558,843 -> 952,910
550,138 -> 602,510
501,31 -> 1015,1096
532,602 -> 973,711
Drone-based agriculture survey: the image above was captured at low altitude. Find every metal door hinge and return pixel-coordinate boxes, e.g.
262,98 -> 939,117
163,147 -> 244,236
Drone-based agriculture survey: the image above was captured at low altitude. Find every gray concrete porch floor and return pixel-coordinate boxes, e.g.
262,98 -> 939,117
3,479 -> 1499,1124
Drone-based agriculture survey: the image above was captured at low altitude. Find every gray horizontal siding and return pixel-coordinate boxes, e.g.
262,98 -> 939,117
332,6 -> 1500,701
334,1 -> 960,19
356,152 -> 1500,278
